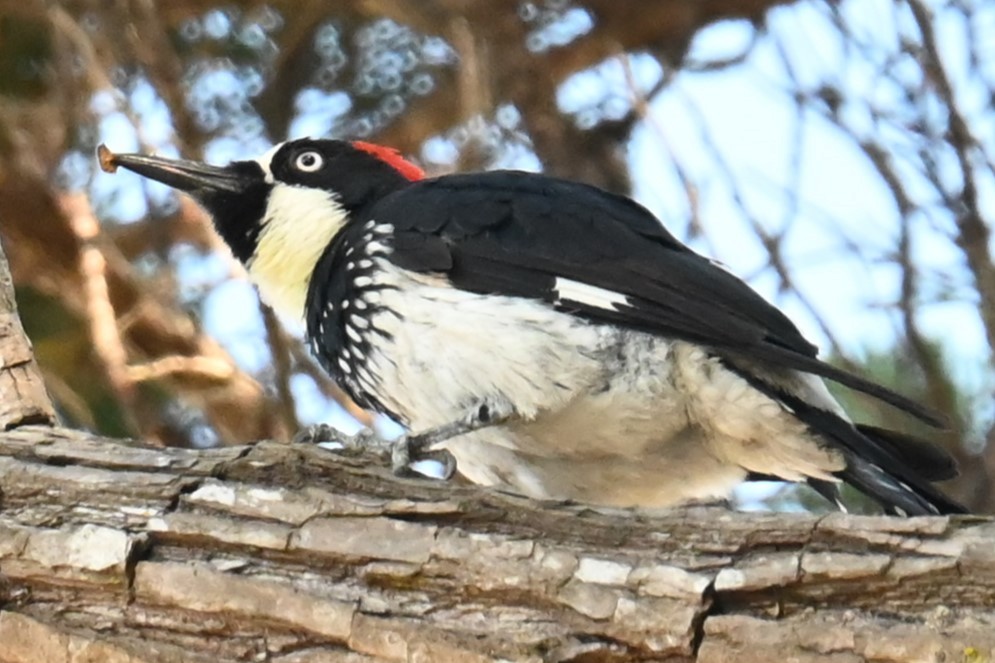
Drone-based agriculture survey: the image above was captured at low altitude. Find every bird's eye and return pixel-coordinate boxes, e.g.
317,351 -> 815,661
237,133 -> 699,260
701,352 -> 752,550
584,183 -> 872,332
294,151 -> 324,172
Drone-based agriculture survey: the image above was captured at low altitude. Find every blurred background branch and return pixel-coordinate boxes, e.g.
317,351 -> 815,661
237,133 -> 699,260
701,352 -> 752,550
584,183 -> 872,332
0,0 -> 991,511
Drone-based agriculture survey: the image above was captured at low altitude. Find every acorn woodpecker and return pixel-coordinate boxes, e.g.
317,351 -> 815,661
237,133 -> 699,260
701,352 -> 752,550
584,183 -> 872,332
97,139 -> 964,515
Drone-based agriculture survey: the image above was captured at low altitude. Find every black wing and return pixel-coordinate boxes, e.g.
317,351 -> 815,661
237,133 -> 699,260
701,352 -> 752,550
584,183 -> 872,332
373,171 -> 944,427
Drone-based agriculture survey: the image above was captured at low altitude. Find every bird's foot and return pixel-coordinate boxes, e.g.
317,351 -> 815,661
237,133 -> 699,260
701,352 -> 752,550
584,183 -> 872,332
292,423 -> 385,452
384,399 -> 513,477
292,424 -> 456,479
293,399 -> 512,478
387,435 -> 458,479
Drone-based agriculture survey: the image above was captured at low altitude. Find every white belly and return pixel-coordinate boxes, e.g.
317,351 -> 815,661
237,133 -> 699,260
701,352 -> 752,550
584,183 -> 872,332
362,264 -> 611,426
355,260 -> 843,508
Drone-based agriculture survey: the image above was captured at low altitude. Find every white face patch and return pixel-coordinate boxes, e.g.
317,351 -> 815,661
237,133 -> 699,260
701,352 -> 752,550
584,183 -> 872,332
554,277 -> 628,311
252,143 -> 284,184
247,182 -> 348,321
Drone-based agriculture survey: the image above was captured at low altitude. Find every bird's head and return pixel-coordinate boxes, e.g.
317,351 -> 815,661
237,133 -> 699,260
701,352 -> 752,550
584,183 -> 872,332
100,139 -> 424,320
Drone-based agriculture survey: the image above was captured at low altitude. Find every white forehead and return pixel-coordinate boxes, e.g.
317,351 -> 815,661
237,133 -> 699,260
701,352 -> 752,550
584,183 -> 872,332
252,142 -> 285,184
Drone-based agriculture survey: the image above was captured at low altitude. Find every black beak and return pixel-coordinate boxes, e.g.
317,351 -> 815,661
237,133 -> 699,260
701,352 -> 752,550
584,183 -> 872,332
97,144 -> 252,194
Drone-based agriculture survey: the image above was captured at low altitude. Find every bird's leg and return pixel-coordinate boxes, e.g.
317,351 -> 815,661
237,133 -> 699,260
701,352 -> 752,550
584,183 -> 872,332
393,398 -> 517,476
293,398 -> 517,478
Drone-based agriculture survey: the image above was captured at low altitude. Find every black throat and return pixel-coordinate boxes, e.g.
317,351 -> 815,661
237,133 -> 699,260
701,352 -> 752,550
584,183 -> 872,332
197,161 -> 271,264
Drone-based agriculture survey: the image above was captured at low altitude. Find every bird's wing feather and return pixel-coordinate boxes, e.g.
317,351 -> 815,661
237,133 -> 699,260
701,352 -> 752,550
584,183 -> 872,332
375,171 -> 943,426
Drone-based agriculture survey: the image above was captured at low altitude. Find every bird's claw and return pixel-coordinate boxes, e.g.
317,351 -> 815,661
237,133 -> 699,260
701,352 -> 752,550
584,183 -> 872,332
421,448 -> 458,480
291,423 -> 336,446
292,424 -> 454,478
384,435 -> 458,479
291,423 -> 382,452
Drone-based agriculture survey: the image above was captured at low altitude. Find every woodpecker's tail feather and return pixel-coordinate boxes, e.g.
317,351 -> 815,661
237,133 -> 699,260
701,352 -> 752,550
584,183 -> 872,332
841,424 -> 964,515
806,478 -> 847,512
853,424 -> 958,481
730,366 -> 965,516
787,398 -> 965,515
838,451 -> 963,516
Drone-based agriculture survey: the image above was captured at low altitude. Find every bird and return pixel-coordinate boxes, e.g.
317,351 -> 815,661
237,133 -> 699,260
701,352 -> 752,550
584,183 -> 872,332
96,139 -> 965,516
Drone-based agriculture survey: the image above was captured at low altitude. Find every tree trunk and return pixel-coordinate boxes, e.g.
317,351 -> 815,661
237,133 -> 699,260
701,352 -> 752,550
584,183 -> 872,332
1,238 -> 994,663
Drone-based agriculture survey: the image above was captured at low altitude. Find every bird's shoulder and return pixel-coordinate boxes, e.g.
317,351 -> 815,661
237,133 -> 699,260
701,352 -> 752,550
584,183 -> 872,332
369,170 -> 688,250
365,170 -> 817,359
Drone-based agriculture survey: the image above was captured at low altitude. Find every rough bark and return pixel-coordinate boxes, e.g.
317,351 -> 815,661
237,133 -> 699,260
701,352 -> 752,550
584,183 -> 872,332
0,427 -> 994,663
0,236 -> 55,430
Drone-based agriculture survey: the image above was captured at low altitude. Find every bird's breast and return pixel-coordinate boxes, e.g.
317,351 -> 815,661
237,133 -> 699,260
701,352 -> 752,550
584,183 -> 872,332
351,259 -> 613,427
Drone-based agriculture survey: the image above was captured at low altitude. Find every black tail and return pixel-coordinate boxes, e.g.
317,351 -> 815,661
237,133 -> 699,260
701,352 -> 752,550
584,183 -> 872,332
783,396 -> 965,515
744,343 -> 949,428
853,424 -> 958,481
729,364 -> 965,516
843,424 -> 964,515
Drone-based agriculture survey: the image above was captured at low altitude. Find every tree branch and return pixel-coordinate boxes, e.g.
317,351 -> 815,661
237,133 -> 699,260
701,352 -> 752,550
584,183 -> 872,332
0,239 -> 55,430
0,427 -> 994,662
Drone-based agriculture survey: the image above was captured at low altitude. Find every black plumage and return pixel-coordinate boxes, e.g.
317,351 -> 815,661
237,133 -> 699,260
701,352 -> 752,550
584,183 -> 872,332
306,220 -> 399,418
373,172 -> 944,426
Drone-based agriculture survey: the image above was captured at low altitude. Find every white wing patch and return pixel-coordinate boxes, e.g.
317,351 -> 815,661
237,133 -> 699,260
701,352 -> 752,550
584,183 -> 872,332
554,277 -> 628,311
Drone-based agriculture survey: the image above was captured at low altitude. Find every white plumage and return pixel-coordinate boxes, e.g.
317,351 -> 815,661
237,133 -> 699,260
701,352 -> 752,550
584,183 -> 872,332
343,257 -> 846,507
554,277 -> 628,310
